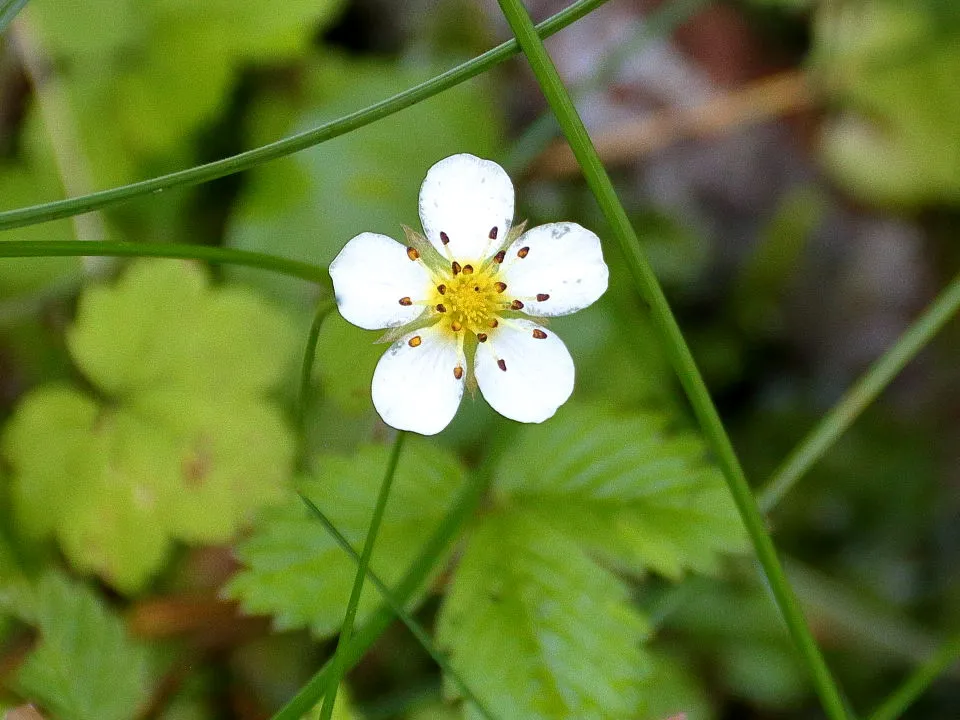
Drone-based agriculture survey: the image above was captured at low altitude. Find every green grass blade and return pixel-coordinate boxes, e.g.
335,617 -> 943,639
297,493 -> 500,720
270,462 -> 496,720
868,633 -> 960,720
0,240 -> 330,286
0,0 -> 612,233
493,1 -> 851,718
320,433 -> 406,719
759,270 -> 960,512
297,300 -> 335,434
0,0 -> 28,34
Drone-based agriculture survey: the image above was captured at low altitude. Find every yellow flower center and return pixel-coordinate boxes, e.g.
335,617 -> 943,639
429,261 -> 505,335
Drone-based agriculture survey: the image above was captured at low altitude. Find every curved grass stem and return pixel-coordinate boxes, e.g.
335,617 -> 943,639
0,0 -> 612,233
297,493 -> 499,720
270,442 -> 501,720
320,432 -> 406,720
0,240 -> 330,287
759,270 -> 960,512
868,633 -> 960,720
494,1 -> 851,718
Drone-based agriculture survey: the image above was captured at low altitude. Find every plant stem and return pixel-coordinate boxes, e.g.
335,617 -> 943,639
297,494 -> 499,720
0,0 -> 612,233
0,240 -> 330,287
0,0 -> 28,34
494,1 -> 851,718
298,300 -> 335,431
868,633 -> 960,720
271,459 -> 495,720
320,432 -> 406,719
759,269 -> 960,512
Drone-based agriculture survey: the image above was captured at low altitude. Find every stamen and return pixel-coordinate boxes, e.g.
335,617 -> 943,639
489,226 -> 498,240
451,321 -> 463,332
452,261 -> 462,276
536,293 -> 550,302
488,318 -> 499,328
407,247 -> 420,261
511,300 -> 524,310
532,329 -> 548,339
440,231 -> 450,245
453,366 -> 463,380
437,284 -> 446,295
398,297 -> 412,306
493,250 -> 506,264
436,303 -> 447,313
462,264 -> 474,275
408,335 -> 422,347
517,246 -> 529,259
497,359 -> 507,372
476,333 -> 488,343
494,281 -> 507,293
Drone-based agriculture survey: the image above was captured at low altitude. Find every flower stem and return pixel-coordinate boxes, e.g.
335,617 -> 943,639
297,493 -> 499,720
0,0 -> 612,233
270,440 -> 501,720
0,240 -> 330,287
493,1 -> 851,718
319,432 -> 406,720
297,300 -> 336,450
758,269 -> 960,512
868,633 -> 960,720
0,0 -> 28,33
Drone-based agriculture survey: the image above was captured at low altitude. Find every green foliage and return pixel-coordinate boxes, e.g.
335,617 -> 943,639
638,650 -> 714,720
493,403 -> 749,580
437,510 -> 649,719
26,0 -> 345,187
13,573 -> 157,720
303,689 -> 360,720
227,439 -> 467,636
0,113 -> 82,299
2,261 -> 298,592
226,54 -> 501,304
432,403 -> 745,718
662,575 -> 807,709
815,0 -> 960,205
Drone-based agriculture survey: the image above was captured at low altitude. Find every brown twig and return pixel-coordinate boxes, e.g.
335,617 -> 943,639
533,69 -> 816,177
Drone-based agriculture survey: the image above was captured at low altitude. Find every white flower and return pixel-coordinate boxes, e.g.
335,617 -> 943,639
329,153 -> 609,436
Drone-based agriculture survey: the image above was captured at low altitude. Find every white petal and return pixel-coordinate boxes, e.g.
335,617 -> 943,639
500,223 -> 608,317
329,232 -> 432,330
475,319 -> 574,424
371,325 -> 464,435
418,154 -> 514,262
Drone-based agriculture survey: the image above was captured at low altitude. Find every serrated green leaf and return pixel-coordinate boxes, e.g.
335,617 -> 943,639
227,439 -> 466,636
68,260 -> 299,397
3,261 -> 298,592
493,404 -> 748,580
437,510 -> 649,720
226,54 -> 501,304
15,573 -> 156,720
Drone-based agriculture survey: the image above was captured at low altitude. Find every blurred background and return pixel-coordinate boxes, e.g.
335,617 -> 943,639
0,0 -> 958,718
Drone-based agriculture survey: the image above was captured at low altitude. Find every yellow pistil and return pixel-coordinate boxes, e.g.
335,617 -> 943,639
430,261 -> 505,335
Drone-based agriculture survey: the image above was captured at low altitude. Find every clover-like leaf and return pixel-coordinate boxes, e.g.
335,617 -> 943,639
493,403 -> 748,579
14,573 -> 157,720
437,510 -> 649,720
2,261 -> 298,592
227,439 -> 466,636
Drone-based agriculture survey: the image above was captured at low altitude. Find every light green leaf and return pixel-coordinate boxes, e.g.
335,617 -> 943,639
313,314 -> 384,415
15,573 -> 156,720
493,403 -> 748,580
437,510 -> 649,720
2,261 -> 298,592
227,439 -> 466,636
815,0 -> 960,205
302,687 -> 360,720
226,54 -> 501,303
638,650 -> 714,720
4,386 -> 293,592
68,260 -> 299,397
